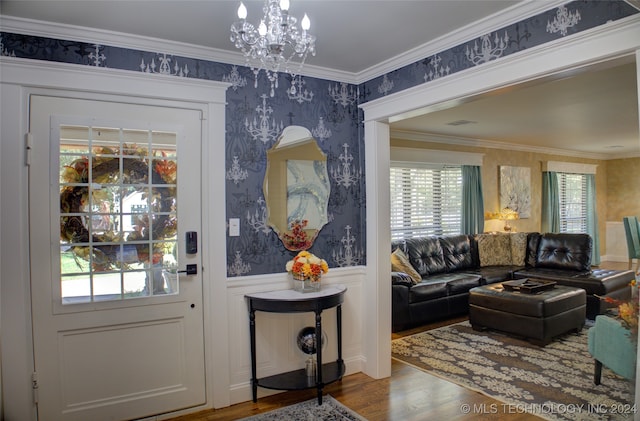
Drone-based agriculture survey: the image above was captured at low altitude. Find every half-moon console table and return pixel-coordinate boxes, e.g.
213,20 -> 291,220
245,284 -> 347,405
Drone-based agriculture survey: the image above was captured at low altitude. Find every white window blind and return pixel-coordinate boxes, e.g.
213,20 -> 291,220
390,164 -> 462,240
558,172 -> 587,233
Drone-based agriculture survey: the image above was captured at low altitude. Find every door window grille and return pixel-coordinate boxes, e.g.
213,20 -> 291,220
59,125 -> 178,304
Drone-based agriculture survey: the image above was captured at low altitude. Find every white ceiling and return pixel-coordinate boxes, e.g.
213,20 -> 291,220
2,0 -> 639,159
392,57 -> 640,158
1,0 -> 522,74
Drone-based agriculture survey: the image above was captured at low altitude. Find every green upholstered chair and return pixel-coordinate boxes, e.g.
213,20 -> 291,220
587,315 -> 637,385
623,216 -> 640,271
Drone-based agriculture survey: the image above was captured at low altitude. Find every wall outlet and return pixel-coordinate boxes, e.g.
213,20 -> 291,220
229,218 -> 240,237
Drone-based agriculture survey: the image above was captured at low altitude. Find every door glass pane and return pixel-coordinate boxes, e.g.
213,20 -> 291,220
59,125 -> 178,304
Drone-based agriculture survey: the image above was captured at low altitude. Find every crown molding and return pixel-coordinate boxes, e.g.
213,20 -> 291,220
0,0 -> 566,86
389,129 -> 637,161
605,150 -> 640,159
0,15 -> 358,84
355,0 -> 568,83
627,0 -> 640,11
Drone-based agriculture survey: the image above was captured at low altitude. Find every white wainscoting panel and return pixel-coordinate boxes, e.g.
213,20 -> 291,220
605,221 -> 628,263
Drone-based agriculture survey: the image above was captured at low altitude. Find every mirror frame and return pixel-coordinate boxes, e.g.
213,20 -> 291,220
263,126 -> 330,251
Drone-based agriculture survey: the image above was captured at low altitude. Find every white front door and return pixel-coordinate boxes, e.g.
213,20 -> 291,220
29,95 -> 206,421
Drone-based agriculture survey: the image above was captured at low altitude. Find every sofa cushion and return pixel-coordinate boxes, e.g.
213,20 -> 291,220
446,275 -> 482,295
510,232 -> 528,266
391,248 -> 421,284
462,266 -> 517,285
536,233 -> 591,271
408,281 -> 448,303
440,235 -> 474,272
404,237 -> 446,276
476,233 -> 512,266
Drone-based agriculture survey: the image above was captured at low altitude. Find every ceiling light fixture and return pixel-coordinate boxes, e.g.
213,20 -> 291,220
230,0 -> 316,97
446,120 -> 477,126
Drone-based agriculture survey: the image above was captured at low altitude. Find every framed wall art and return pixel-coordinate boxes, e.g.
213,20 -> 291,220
499,165 -> 531,218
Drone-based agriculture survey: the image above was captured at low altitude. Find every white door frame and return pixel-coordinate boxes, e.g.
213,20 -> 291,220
360,16 -> 640,380
0,58 -> 230,420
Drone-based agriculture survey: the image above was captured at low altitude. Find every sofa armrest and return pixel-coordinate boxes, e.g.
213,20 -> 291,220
392,271 -> 415,287
392,282 -> 411,332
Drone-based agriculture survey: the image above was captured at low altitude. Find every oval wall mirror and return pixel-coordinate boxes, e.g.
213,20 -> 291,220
263,126 -> 330,251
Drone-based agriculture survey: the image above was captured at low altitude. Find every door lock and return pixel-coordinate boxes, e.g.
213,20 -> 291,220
186,231 -> 198,254
178,264 -> 198,275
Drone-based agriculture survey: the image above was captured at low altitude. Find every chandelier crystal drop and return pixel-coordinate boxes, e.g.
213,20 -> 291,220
230,0 -> 316,97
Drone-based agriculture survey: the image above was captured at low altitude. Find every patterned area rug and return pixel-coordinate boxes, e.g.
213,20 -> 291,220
392,321 -> 635,421
238,395 -> 367,420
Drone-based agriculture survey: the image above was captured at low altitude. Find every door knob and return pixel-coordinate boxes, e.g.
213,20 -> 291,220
177,264 -> 198,275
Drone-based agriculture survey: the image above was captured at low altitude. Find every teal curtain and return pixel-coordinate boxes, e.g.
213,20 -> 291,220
586,174 -> 601,266
541,171 -> 560,233
461,165 -> 484,234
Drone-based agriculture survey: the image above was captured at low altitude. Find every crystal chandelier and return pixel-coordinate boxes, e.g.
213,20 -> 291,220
230,0 -> 316,97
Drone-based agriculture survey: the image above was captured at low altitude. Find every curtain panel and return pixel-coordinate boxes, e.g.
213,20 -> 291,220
541,171 -> 560,233
586,174 -> 600,266
461,165 -> 484,235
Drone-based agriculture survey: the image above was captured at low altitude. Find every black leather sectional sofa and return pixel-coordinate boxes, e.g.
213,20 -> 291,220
391,232 -> 634,332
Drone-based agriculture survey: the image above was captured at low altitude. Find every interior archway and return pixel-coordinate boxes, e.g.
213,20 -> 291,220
360,17 -> 640,383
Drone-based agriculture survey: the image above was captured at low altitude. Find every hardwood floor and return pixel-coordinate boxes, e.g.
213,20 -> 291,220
166,261 -> 628,421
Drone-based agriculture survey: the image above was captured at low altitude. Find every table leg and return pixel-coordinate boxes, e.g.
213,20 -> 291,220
249,308 -> 257,402
315,310 -> 323,405
337,304 -> 343,369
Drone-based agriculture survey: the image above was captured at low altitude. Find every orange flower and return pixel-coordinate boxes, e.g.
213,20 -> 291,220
281,220 -> 312,250
597,280 -> 639,336
286,250 -> 329,281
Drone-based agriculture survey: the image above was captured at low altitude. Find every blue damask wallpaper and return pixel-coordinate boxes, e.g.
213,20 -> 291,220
224,70 -> 365,276
360,0 -> 638,103
0,31 -> 366,277
1,0 -> 637,277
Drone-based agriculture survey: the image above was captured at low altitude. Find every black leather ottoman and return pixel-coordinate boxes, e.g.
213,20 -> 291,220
469,283 -> 586,346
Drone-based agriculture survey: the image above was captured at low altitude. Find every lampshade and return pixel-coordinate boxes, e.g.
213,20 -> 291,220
499,207 -> 519,231
499,207 -> 519,220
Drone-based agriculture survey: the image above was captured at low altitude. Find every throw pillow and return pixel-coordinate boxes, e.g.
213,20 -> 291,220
391,248 -> 421,284
476,233 -> 512,266
509,232 -> 528,266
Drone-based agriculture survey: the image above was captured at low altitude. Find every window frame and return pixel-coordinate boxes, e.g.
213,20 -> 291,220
557,171 -> 588,234
390,162 -> 463,240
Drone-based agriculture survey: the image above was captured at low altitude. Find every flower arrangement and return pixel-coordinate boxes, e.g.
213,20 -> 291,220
280,219 -> 313,251
286,250 -> 329,282
598,278 -> 638,336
